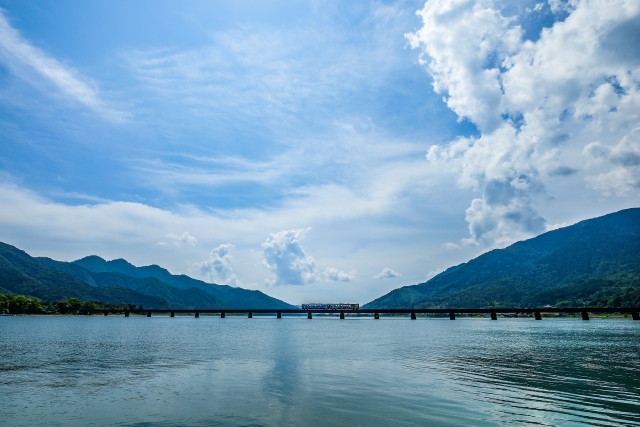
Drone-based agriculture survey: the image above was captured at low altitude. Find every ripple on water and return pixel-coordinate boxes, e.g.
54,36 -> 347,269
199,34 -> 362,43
0,316 -> 639,427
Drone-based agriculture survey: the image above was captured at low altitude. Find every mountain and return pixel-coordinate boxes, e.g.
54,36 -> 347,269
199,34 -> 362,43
0,243 -> 168,308
70,256 -> 294,309
364,208 -> 640,309
0,242 -> 295,309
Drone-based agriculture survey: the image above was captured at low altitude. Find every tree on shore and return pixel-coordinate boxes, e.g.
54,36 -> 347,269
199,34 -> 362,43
0,294 -> 139,315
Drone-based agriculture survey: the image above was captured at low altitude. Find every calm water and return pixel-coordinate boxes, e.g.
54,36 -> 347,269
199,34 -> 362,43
1,316 -> 639,427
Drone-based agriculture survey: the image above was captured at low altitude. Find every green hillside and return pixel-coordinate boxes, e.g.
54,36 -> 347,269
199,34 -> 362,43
364,208 -> 640,309
0,242 -> 295,309
0,244 -> 168,308
71,256 -> 295,309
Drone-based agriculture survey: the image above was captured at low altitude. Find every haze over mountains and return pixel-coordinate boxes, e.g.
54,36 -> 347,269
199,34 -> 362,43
0,245 -> 294,309
365,208 -> 640,309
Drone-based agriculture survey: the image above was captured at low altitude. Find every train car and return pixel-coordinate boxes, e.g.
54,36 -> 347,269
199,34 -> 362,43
301,303 -> 328,310
301,303 -> 359,310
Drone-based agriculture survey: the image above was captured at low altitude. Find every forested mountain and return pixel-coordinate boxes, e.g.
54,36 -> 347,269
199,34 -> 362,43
70,256 -> 290,308
365,208 -> 640,309
0,243 -> 294,309
0,244 -> 167,308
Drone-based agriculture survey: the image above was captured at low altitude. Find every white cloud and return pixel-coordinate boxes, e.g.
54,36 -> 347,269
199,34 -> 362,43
426,268 -> 445,281
410,0 -> 640,248
226,274 -> 243,287
583,127 -> 640,196
163,231 -> 197,247
373,268 -> 401,279
0,10 -> 124,121
324,267 -> 359,282
195,243 -> 236,284
261,227 -> 318,286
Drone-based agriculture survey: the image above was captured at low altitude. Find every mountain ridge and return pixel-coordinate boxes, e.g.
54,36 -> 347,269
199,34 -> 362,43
71,255 -> 294,309
0,243 -> 295,309
364,208 -> 640,309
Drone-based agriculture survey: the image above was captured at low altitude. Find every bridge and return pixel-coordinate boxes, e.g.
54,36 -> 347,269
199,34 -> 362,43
101,307 -> 640,320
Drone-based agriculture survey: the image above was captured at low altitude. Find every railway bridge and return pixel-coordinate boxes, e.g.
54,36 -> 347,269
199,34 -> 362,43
102,307 -> 640,321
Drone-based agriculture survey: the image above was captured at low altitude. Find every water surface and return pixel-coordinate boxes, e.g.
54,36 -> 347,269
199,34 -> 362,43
1,316 -> 639,426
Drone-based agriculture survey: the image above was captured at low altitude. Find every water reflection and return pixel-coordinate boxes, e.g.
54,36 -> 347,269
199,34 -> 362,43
1,317 -> 639,427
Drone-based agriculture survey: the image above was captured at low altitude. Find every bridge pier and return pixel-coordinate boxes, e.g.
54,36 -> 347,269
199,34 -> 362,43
170,311 -> 175,318
374,312 -> 379,320
125,311 -> 129,317
195,312 -> 199,318
340,312 -> 345,320
632,311 -> 639,320
534,312 -> 542,320
307,312 -> 312,319
411,312 -> 417,320
248,312 -> 252,318
449,312 -> 455,320
221,312 -> 225,318
277,312 -> 282,319
490,312 -> 497,320
147,311 -> 151,317
104,312 -> 108,316
581,311 -> 590,320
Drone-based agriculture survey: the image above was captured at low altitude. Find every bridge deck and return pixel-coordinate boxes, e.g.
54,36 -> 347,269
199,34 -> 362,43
96,307 -> 640,321
133,307 -> 639,314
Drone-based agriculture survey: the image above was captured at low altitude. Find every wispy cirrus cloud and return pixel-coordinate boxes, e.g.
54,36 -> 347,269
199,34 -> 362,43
121,3 -> 419,139
0,9 -> 125,121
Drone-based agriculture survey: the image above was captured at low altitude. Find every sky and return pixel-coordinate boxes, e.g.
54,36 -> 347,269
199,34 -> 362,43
0,0 -> 638,305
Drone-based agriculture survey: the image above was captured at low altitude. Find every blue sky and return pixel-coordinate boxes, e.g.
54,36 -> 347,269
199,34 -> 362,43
0,0 -> 638,304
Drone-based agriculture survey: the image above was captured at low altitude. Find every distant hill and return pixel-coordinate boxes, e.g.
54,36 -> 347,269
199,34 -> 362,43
70,256 -> 292,308
0,244 -> 168,308
364,208 -> 640,309
0,243 -> 295,309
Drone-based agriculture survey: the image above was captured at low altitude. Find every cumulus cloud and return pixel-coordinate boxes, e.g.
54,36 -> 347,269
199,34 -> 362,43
0,10 -> 124,121
583,128 -> 640,196
426,268 -> 445,281
324,267 -> 359,282
261,227 -> 318,286
373,268 -> 401,279
410,0 -> 640,247
162,231 -> 197,247
195,243 -> 239,284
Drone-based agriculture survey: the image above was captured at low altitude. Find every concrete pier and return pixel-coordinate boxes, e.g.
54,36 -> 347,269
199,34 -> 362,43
195,312 -> 199,318
535,312 -> 542,320
248,312 -> 252,318
277,312 -> 282,318
221,312 -> 225,318
581,311 -> 590,320
449,312 -> 455,320
307,312 -> 312,319
340,312 -> 345,319
170,311 -> 175,318
374,312 -> 379,319
147,311 -> 151,317
411,312 -> 417,320
490,312 -> 497,320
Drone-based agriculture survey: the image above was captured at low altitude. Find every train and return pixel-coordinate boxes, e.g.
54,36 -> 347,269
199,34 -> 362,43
301,303 -> 360,310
